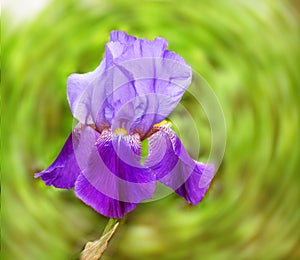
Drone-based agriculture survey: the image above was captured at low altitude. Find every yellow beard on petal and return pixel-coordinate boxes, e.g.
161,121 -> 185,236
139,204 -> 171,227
153,119 -> 172,128
114,128 -> 128,136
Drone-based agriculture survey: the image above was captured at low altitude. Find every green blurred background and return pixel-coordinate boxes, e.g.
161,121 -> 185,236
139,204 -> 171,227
2,0 -> 300,259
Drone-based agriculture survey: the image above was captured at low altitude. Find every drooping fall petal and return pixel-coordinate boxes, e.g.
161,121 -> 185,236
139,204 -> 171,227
34,125 -> 83,189
74,127 -> 156,218
145,125 -> 215,204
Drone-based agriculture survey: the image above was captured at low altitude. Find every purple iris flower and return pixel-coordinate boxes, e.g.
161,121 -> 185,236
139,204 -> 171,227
35,31 -> 215,218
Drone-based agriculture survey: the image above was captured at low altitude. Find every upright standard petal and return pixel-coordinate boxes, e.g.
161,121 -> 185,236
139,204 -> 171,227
67,31 -> 136,125
110,30 -> 137,44
34,125 -> 83,189
145,125 -> 215,205
103,34 -> 192,136
74,127 -> 156,218
67,62 -> 106,125
67,31 -> 192,136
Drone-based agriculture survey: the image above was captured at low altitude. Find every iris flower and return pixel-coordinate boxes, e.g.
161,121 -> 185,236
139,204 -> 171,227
35,31 -> 215,218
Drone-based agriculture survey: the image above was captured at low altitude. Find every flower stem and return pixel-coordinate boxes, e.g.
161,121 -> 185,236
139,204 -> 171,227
102,218 -> 119,235
80,218 -> 120,260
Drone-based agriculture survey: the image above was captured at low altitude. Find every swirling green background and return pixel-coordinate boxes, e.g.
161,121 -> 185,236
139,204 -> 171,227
3,0 -> 300,259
